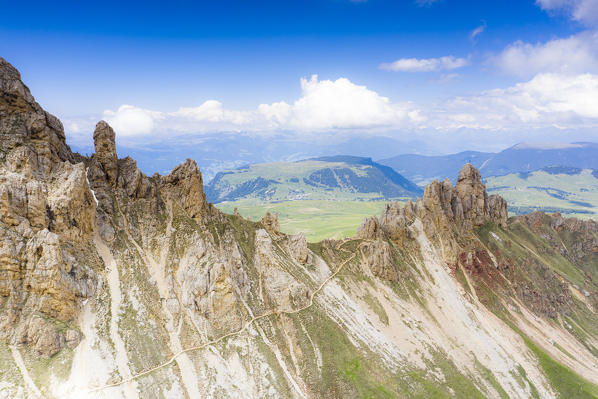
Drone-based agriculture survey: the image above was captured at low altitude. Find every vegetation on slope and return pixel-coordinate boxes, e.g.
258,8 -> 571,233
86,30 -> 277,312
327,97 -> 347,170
484,168 -> 598,218
206,157 -> 421,204
216,199 -> 391,242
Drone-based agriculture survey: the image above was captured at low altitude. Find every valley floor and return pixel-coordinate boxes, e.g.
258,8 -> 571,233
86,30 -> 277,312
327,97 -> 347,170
216,199 -> 393,242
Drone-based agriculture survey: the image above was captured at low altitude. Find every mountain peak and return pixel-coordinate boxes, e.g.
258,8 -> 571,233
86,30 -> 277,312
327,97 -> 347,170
0,57 -> 72,170
456,163 -> 481,185
357,163 -> 508,261
0,56 -> 34,104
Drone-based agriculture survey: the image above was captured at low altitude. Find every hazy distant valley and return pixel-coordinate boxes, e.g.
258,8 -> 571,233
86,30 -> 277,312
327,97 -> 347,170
202,145 -> 598,241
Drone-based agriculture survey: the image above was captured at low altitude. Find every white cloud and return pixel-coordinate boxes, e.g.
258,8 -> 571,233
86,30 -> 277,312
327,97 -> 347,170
68,73 -> 598,142
173,100 -> 252,125
470,22 -> 486,41
98,75 -> 420,136
257,101 -> 292,125
103,105 -> 160,136
439,73 -> 598,129
492,31 -> 598,76
536,0 -> 598,27
289,75 -> 414,129
379,56 -> 469,72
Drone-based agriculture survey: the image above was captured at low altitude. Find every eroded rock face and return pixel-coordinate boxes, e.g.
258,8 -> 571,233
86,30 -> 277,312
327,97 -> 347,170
355,216 -> 383,240
0,56 -> 99,356
488,194 -> 508,228
0,58 -> 73,173
159,158 -> 208,220
455,163 -> 488,227
360,240 -> 399,281
288,232 -> 310,265
255,229 -> 310,311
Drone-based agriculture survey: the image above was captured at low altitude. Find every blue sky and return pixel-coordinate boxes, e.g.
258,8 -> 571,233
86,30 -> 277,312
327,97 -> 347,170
1,0 -> 598,153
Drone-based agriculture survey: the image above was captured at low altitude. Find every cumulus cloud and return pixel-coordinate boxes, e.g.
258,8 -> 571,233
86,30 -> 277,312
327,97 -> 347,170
379,56 -> 469,72
492,31 -> 598,76
289,75 -> 412,129
68,72 -> 598,142
103,105 -> 161,136
536,0 -> 598,27
439,73 -> 598,129
97,75 -> 420,137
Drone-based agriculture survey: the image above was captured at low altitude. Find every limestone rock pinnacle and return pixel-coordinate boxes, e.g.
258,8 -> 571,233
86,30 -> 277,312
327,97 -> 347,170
93,120 -> 118,185
261,212 -> 280,233
455,163 -> 489,227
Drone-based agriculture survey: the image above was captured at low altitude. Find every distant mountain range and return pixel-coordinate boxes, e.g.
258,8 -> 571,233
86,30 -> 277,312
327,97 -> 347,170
378,142 -> 598,185
73,135 -> 598,186
206,155 -> 422,203
72,134 -> 428,181
206,142 -> 598,207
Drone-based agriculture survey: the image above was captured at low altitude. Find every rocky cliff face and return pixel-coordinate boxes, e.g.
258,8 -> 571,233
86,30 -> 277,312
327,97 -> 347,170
0,57 -> 99,357
1,56 -> 598,399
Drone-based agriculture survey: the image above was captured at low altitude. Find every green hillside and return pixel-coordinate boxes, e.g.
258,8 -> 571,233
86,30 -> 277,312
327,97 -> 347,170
208,156 -> 420,241
217,199 -> 390,242
206,156 -> 422,203
485,167 -> 598,218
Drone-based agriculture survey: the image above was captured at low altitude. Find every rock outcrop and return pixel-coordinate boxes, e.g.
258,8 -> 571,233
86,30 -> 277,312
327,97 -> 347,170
159,158 -> 208,220
360,240 -> 399,281
0,58 -> 73,172
261,211 -> 280,233
356,163 -> 508,266
0,57 -> 99,356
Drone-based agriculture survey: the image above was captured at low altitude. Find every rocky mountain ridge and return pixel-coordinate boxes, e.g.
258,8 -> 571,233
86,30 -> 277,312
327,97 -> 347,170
1,56 -> 598,398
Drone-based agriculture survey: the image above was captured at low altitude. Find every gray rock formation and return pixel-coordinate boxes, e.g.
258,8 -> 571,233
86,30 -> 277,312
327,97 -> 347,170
261,211 -> 280,233
0,57 -> 99,356
356,163 -> 508,265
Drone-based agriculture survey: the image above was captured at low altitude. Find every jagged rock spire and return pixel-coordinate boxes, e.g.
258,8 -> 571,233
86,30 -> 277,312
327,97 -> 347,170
93,120 -> 118,185
455,163 -> 489,226
356,163 -> 508,242
261,211 -> 280,233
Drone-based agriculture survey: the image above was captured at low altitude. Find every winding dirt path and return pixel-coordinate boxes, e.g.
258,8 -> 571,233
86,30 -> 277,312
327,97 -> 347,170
85,239 -> 361,394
